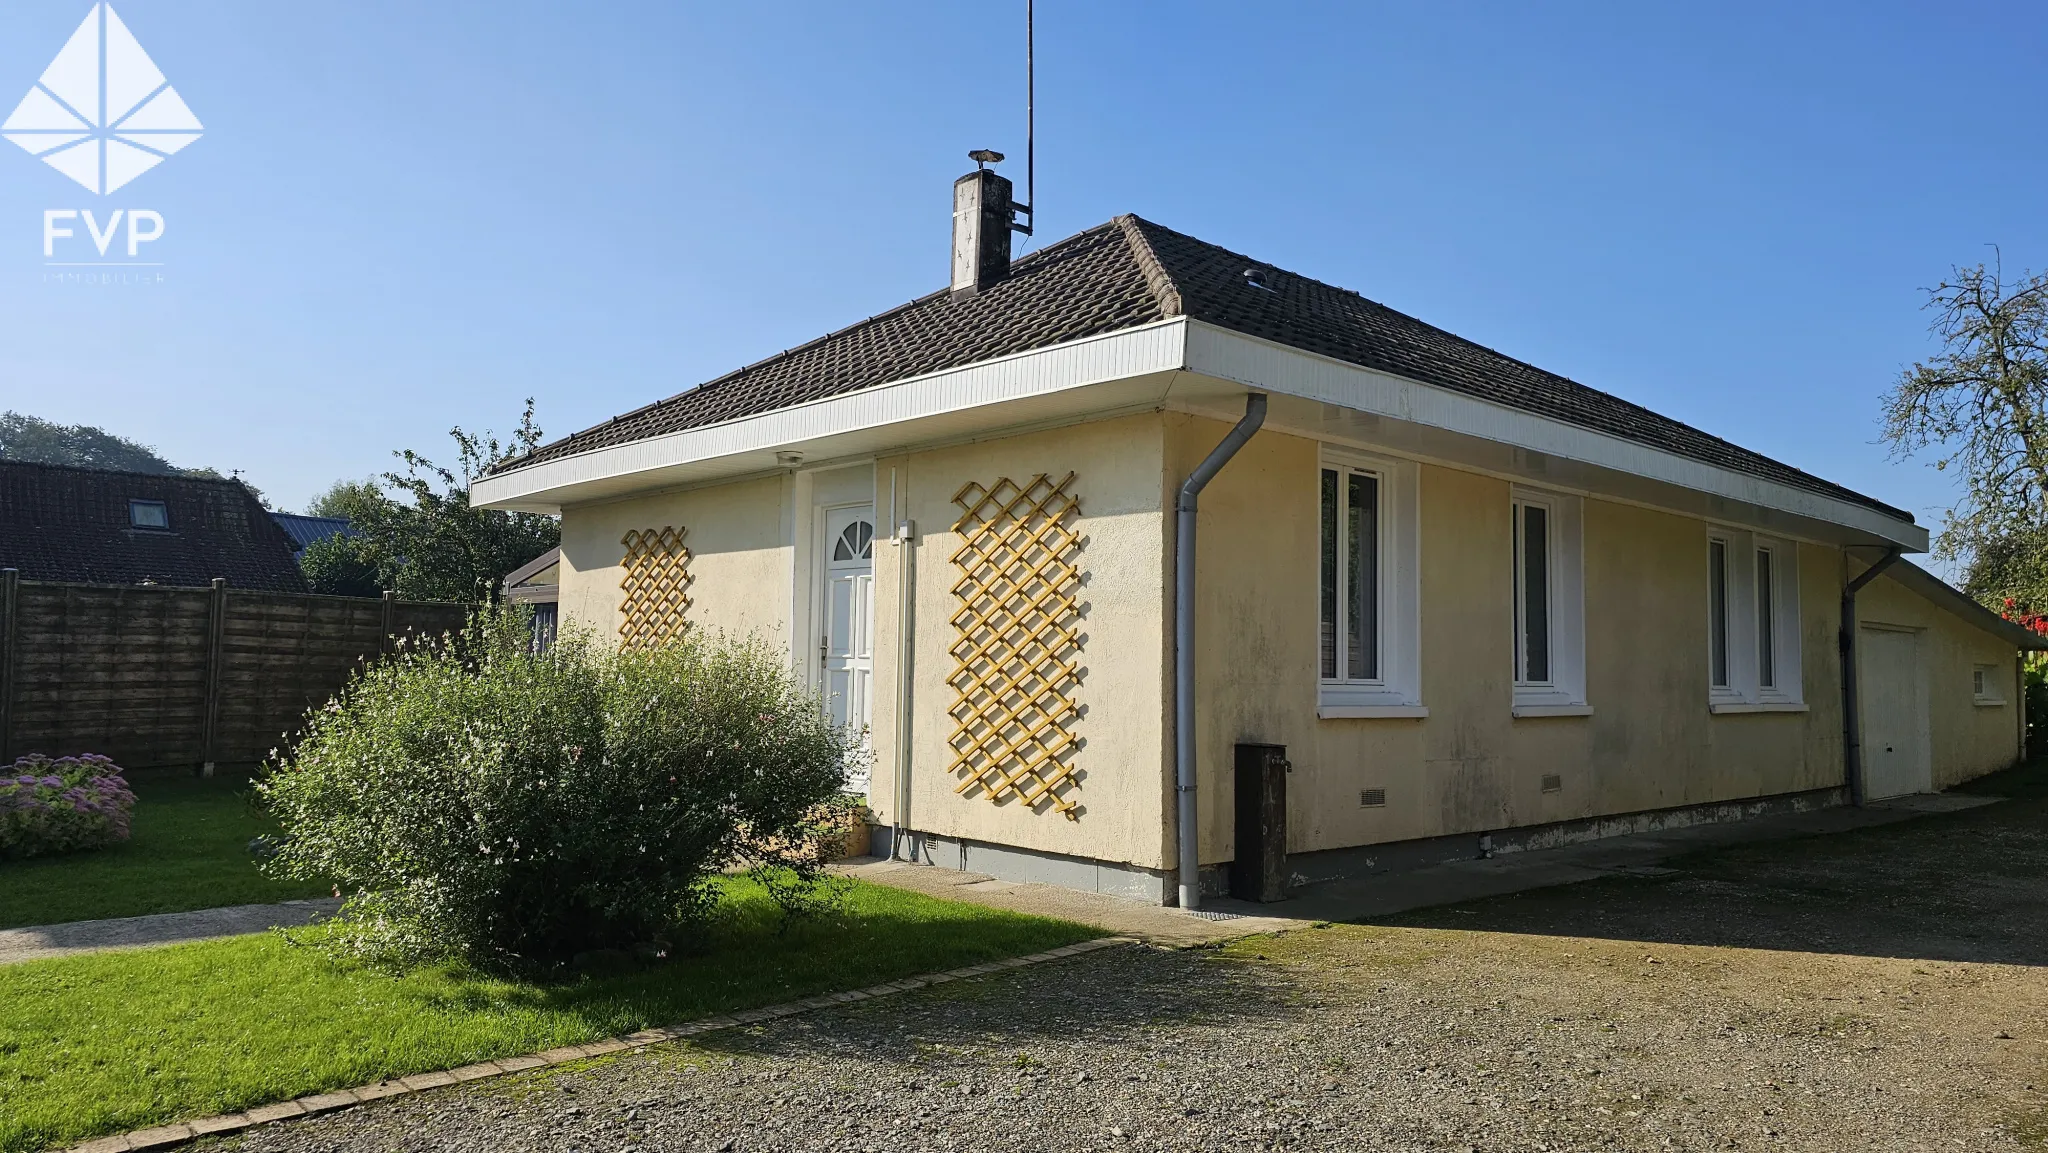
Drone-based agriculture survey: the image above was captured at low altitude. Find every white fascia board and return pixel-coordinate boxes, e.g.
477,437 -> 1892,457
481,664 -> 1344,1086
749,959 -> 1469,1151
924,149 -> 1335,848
1180,321 -> 1927,552
477,308 -> 1922,551
472,319 -> 1188,511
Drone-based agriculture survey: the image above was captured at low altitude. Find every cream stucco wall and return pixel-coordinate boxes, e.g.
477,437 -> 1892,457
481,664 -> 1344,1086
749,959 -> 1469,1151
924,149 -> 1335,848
1171,414 -> 1861,868
557,474 -> 793,648
868,413 -> 1172,871
548,408 -> 2021,884
1857,574 -> 2023,789
551,417 -> 1171,872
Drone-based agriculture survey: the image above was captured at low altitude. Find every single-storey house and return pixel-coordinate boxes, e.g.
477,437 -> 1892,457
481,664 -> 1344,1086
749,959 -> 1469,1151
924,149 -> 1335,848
474,161 -> 2043,907
1,460 -> 305,592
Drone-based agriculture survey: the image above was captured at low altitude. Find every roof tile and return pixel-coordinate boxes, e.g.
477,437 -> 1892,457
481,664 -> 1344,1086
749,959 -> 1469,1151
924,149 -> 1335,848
0,461 -> 307,591
498,215 -> 1907,522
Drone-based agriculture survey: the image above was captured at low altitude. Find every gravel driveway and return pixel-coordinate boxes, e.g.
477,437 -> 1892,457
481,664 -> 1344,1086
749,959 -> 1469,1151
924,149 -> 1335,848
212,786 -> 2048,1153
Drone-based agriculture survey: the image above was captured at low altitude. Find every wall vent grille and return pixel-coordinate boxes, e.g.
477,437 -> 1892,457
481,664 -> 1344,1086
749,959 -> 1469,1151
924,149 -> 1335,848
1540,773 -> 1563,794
1359,788 -> 1387,808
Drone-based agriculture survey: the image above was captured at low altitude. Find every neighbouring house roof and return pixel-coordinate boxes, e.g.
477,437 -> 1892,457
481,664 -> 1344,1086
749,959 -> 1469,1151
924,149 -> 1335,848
1882,558 -> 2048,651
269,511 -> 355,553
501,546 -> 560,604
493,214 -> 1908,523
0,460 -> 307,592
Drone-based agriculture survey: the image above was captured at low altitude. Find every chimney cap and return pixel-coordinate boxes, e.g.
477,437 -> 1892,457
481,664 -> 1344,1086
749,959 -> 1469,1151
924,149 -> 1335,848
968,149 -> 1005,169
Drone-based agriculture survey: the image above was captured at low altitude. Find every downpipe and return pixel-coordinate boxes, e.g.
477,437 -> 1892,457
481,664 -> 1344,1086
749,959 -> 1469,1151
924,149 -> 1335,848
890,518 -> 918,860
1839,546 -> 1902,807
1175,393 -> 1268,910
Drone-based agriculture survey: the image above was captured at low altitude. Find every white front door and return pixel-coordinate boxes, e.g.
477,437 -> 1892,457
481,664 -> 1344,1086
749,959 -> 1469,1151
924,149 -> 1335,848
821,505 -> 875,789
1860,625 -> 1931,799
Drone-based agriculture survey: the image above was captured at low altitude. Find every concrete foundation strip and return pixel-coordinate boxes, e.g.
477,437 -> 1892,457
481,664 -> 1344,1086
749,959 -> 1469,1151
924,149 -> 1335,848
64,935 -> 1137,1153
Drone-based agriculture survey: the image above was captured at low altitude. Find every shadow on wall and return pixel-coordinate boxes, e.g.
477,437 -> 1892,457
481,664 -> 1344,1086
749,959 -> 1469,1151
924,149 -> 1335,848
1375,770 -> 2048,968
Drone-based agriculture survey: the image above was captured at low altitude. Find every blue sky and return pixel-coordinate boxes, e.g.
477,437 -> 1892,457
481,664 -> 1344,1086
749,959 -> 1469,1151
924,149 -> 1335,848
0,2 -> 2041,539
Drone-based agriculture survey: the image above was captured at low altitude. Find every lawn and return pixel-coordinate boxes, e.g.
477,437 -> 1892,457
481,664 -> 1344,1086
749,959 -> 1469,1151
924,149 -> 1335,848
0,876 -> 1101,1153
0,770 -> 328,930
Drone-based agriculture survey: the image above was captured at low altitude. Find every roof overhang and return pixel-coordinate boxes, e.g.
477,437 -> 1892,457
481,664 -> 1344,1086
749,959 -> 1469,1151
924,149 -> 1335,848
502,545 -> 561,588
473,317 -> 1925,552
472,319 -> 1191,511
1173,321 -> 1925,552
1880,559 -> 2048,650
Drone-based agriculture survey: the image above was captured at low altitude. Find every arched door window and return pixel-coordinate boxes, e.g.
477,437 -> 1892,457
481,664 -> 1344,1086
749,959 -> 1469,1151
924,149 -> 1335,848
833,519 -> 874,562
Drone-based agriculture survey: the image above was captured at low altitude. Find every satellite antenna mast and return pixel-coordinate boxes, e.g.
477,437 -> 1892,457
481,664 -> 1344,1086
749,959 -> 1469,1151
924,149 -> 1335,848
1012,0 -> 1035,237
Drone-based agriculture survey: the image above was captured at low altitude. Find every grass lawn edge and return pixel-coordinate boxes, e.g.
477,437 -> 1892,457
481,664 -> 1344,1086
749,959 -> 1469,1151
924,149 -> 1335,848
80,935 -> 1134,1153
3,880 -> 1111,1153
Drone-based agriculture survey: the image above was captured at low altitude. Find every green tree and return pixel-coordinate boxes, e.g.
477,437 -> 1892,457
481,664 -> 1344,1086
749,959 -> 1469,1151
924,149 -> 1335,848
1881,256 -> 2048,611
379,400 -> 559,604
298,403 -> 560,604
0,411 -> 177,473
299,534 -> 385,599
304,479 -> 391,522
0,411 -> 270,506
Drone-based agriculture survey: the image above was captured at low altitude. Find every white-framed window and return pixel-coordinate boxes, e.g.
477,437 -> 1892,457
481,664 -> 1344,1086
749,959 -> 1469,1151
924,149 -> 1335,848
1706,528 -> 1802,711
1708,535 -> 1732,690
1510,486 -> 1586,716
1755,544 -> 1779,690
1317,447 -> 1421,717
1974,664 -> 2006,706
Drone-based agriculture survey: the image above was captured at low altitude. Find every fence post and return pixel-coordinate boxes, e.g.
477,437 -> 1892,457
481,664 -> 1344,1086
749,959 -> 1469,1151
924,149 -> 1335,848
381,589 -> 396,656
0,569 -> 16,764
200,577 -> 228,777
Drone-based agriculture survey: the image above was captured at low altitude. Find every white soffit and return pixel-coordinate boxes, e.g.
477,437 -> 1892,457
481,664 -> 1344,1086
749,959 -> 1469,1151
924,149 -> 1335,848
470,320 -> 1189,512
475,312 -> 1924,552
1177,321 -> 1926,551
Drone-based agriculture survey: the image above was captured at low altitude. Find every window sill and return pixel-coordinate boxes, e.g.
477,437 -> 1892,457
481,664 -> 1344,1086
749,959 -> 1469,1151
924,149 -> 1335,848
1511,703 -> 1594,718
1318,705 -> 1429,720
1974,698 -> 2008,708
1708,701 -> 1809,714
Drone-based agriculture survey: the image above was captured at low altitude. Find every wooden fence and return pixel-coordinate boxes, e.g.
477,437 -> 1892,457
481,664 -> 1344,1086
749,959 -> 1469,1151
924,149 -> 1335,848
0,570 -> 469,771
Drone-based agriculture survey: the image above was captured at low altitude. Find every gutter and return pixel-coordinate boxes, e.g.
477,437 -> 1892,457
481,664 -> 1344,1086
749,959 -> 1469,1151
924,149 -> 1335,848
1839,547 -> 1902,806
1174,393 -> 1267,910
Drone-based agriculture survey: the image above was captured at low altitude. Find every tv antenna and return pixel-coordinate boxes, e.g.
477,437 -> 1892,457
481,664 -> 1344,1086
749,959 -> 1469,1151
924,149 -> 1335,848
1012,0 -> 1035,238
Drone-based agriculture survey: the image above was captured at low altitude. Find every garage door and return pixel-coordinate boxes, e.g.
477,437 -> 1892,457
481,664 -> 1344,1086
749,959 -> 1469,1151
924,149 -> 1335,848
1859,625 -> 1931,799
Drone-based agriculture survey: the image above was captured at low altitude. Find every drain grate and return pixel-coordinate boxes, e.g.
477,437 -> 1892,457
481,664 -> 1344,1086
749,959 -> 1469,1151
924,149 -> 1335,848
1187,909 -> 1249,921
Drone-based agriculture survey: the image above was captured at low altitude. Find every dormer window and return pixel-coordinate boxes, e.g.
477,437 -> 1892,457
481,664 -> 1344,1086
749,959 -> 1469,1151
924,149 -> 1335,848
129,499 -> 169,530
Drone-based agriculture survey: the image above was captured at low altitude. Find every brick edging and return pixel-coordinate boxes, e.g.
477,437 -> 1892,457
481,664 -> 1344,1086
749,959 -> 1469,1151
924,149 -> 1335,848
67,936 -> 1135,1153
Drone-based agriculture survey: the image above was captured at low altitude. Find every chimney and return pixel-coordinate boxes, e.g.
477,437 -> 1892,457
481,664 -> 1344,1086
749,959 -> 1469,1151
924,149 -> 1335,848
951,151 -> 1014,296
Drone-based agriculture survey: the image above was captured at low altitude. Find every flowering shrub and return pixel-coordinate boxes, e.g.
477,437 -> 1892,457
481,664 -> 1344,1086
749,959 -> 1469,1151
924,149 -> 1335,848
256,609 -> 863,973
0,753 -> 137,860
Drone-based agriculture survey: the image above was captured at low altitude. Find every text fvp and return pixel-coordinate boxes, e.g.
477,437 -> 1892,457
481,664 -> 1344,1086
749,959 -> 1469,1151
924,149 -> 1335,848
44,210 -> 165,258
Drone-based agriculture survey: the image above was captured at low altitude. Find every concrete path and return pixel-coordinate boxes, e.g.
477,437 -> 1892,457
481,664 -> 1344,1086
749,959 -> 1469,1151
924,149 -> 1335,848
846,791 -> 2002,947
0,897 -> 342,966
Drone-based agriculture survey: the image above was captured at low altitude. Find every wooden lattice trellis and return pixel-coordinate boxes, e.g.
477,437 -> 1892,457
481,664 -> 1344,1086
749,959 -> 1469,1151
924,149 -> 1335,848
618,526 -> 692,649
946,472 -> 1085,819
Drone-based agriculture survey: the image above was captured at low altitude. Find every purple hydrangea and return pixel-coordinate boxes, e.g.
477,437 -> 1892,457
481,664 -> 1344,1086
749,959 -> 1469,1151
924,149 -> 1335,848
0,752 -> 137,860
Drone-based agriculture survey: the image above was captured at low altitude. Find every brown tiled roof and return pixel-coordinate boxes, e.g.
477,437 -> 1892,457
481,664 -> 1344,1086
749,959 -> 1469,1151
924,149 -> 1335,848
0,460 -> 308,591
502,215 -> 1909,522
